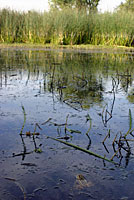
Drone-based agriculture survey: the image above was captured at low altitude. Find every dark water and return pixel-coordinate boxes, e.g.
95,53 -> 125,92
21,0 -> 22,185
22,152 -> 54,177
0,47 -> 134,200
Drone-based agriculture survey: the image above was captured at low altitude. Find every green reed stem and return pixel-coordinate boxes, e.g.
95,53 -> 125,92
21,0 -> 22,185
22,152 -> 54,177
20,105 -> 26,135
48,136 -> 118,165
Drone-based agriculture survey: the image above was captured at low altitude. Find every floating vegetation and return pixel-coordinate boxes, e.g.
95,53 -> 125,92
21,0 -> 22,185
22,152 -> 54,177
34,148 -> 42,153
47,136 -> 117,164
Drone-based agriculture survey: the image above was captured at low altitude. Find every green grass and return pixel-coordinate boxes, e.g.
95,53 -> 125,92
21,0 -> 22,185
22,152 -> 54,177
0,8 -> 134,47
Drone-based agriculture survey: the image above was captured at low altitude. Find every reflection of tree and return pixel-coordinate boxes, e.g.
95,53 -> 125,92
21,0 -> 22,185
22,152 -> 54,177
116,69 -> 132,93
61,75 -> 104,110
127,89 -> 134,103
1,49 -> 134,109
102,77 -> 117,127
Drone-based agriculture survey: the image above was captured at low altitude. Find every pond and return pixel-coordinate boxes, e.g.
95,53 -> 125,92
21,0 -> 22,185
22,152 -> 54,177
0,47 -> 134,200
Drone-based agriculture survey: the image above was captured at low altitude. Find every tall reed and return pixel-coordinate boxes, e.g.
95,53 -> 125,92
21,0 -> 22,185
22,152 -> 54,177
0,8 -> 134,46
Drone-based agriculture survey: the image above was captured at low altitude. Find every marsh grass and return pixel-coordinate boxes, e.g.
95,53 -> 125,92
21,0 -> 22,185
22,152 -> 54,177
0,8 -> 134,47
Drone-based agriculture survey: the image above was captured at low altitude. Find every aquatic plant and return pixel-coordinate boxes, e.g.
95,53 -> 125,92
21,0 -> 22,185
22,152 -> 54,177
47,136 -> 117,164
20,105 -> 26,135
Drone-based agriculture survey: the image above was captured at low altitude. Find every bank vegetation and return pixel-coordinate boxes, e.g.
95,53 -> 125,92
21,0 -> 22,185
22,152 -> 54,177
0,8 -> 134,47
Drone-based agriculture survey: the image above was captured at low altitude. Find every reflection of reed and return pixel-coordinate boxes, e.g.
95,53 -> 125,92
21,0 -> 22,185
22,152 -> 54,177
0,69 -> 2,87
116,69 -> 132,93
102,109 -> 134,167
102,77 -> 117,127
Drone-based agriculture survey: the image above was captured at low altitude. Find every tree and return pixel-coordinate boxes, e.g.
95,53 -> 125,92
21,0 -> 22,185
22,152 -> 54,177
117,0 -> 134,12
75,0 -> 100,10
49,0 -> 100,10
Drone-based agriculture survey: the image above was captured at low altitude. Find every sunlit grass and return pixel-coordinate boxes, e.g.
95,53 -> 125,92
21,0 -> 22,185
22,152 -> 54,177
0,8 -> 134,47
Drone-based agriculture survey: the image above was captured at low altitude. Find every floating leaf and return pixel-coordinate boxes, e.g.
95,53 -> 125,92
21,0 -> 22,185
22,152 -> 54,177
35,148 -> 42,153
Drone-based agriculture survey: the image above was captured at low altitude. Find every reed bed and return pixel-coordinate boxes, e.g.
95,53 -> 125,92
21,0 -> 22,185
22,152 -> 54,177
0,8 -> 134,46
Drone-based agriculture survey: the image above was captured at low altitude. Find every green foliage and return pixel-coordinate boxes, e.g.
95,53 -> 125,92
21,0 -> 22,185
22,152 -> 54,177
49,0 -> 100,10
117,0 -> 134,12
75,0 -> 100,10
0,8 -> 134,47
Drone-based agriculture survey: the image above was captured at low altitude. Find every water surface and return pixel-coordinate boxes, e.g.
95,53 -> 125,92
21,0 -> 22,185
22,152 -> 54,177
0,47 -> 134,200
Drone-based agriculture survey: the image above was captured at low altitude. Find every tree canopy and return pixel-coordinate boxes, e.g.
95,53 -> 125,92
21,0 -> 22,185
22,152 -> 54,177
49,0 -> 100,10
117,0 -> 134,12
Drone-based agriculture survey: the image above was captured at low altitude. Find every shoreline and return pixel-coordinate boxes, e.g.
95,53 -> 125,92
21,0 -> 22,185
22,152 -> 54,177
0,43 -> 134,52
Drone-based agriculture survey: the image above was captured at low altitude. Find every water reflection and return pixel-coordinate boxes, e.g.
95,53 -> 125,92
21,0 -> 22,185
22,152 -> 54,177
1,48 -> 134,199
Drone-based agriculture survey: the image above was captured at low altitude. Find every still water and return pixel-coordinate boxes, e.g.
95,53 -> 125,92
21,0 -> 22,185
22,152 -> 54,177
0,47 -> 134,199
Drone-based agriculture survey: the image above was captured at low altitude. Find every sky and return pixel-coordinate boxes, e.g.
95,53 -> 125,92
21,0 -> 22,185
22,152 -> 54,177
0,0 -> 126,12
